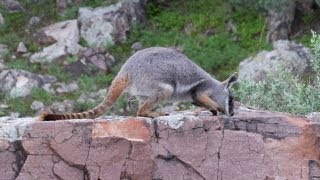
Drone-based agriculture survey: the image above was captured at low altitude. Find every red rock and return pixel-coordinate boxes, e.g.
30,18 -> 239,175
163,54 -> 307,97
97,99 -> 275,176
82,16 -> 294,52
0,107 -> 320,179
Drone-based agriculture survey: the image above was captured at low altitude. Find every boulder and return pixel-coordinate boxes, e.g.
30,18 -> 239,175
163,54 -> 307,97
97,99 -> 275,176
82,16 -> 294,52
78,0 -> 146,48
30,20 -> 81,64
0,69 -> 56,98
64,48 -> 115,76
239,40 -> 312,82
1,0 -> 24,12
0,106 -> 320,179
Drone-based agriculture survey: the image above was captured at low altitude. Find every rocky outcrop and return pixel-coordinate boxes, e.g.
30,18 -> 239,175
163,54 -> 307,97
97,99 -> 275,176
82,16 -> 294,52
239,40 -> 312,82
65,48 -> 115,77
0,69 -> 56,98
30,20 -> 81,64
0,105 -> 320,179
78,0 -> 146,48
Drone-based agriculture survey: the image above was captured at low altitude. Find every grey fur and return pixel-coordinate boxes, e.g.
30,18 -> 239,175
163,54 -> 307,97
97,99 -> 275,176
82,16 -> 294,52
118,47 -> 238,116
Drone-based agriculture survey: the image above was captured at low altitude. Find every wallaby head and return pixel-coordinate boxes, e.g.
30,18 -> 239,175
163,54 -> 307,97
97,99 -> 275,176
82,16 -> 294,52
210,72 -> 238,116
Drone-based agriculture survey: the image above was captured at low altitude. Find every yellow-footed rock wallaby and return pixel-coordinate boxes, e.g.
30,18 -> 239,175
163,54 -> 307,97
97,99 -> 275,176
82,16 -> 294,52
40,47 -> 238,121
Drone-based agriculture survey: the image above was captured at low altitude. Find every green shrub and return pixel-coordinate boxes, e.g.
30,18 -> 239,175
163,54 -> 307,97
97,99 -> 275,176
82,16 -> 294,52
235,32 -> 320,115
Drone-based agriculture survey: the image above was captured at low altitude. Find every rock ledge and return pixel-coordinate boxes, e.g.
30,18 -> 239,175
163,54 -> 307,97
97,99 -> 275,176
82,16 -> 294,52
0,107 -> 320,179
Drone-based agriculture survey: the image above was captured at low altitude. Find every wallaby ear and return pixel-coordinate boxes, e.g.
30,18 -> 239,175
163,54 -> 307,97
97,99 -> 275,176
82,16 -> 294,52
223,72 -> 238,88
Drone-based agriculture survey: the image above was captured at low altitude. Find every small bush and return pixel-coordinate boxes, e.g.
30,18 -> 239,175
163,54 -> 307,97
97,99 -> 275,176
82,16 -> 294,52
235,32 -> 320,115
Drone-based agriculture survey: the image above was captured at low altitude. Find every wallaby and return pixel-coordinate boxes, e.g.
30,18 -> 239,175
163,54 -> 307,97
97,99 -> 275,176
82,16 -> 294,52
40,47 -> 238,121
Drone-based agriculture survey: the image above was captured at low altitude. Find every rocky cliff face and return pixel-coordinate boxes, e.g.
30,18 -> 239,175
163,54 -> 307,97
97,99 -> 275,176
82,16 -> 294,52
1,106 -> 320,179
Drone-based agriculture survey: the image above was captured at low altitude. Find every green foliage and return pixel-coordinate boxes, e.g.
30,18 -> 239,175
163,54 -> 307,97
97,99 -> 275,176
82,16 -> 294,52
311,30 -> 320,73
76,100 -> 98,112
236,32 -> 320,115
95,73 -> 115,88
0,48 -> 10,59
66,55 -> 78,64
2,95 -> 34,116
31,88 -> 55,105
77,73 -> 115,93
0,31 -> 20,51
135,0 -> 268,79
46,65 -> 71,82
77,75 -> 97,92
236,70 -> 320,115
6,58 -> 39,72
0,0 -> 57,51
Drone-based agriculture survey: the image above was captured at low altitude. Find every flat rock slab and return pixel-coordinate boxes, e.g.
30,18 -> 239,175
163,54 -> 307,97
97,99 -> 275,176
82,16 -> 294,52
1,108 -> 320,179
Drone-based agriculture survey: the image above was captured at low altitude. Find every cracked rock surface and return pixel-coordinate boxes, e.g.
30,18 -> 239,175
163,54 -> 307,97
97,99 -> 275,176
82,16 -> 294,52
0,106 -> 320,179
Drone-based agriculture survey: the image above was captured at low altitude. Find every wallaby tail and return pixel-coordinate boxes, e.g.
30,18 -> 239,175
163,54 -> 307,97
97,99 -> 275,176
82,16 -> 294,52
39,75 -> 130,121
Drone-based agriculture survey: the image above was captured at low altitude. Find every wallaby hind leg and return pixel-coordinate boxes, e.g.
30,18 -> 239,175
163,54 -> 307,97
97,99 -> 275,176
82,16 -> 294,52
137,84 -> 173,118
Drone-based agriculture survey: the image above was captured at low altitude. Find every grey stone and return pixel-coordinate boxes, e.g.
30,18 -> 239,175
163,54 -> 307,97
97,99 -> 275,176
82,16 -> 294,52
56,81 -> 79,93
31,101 -> 45,115
0,69 -> 56,98
65,48 -> 115,76
49,100 -> 75,114
30,20 -> 81,64
131,42 -> 143,52
0,116 -> 35,141
307,112 -> 320,123
16,42 -> 27,53
1,0 -> 24,12
28,16 -> 40,26
78,0 -> 146,48
239,40 -> 312,82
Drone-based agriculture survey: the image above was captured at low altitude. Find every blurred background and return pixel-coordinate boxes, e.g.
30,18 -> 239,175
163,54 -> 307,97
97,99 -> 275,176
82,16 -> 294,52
0,0 -> 319,117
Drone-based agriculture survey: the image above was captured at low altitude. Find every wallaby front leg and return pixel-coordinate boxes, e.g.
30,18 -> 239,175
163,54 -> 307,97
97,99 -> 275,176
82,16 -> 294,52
194,94 -> 223,115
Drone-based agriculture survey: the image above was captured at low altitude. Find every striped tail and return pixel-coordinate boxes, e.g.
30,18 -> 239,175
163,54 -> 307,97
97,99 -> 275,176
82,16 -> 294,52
39,75 -> 129,121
